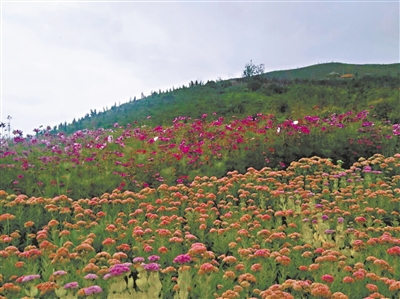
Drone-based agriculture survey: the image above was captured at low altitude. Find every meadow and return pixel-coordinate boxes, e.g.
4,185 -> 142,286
1,108 -> 399,299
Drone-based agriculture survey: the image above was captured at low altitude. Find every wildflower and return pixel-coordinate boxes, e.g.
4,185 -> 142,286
353,270 -> 365,280
36,281 -> 58,296
173,254 -> 191,264
64,282 -> 78,289
223,271 -> 236,280
355,216 -> 366,223
253,249 -> 270,258
366,283 -> 378,292
250,263 -> 262,272
198,263 -> 218,275
311,283 -> 331,298
148,255 -> 160,262
0,282 -> 21,294
387,246 -> 400,256
158,246 -> 168,254
133,257 -> 145,263
21,274 -> 41,282
109,263 -> 131,276
102,238 -> 116,246
84,273 -> 98,280
275,255 -> 291,266
331,292 -> 349,299
24,221 -> 35,228
143,263 -> 160,271
321,274 -> 334,283
83,285 -> 102,295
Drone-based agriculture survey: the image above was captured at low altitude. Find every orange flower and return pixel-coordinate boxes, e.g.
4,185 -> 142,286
48,219 -> 59,227
102,238 -> 116,246
15,261 -> 24,268
24,221 -> 35,228
250,263 -> 262,272
36,281 -> 58,296
275,255 -> 291,266
222,256 -> 237,264
310,283 -> 331,298
158,246 -> 168,254
223,271 -> 236,280
82,262 -> 100,273
366,283 -> 378,292
198,263 -> 218,275
331,292 -> 348,299
0,282 -> 21,293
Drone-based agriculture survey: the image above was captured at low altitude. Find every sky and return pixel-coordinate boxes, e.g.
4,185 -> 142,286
1,0 -> 399,137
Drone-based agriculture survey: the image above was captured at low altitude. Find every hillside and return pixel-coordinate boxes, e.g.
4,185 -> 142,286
52,62 -> 399,134
262,62 -> 400,80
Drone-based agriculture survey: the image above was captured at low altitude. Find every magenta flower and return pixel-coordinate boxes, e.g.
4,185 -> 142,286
143,263 -> 160,271
84,273 -> 98,280
84,285 -> 102,295
64,282 -> 78,289
109,263 -> 131,276
173,254 -> 192,264
53,270 -> 68,276
133,257 -> 145,263
21,274 -> 40,282
148,255 -> 160,262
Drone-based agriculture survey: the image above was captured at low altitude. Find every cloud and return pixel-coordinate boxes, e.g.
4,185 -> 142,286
1,1 -> 399,135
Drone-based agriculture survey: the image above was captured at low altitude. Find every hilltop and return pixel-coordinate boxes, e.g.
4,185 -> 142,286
262,62 -> 400,80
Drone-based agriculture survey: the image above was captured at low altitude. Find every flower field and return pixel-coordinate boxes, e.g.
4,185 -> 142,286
0,110 -> 400,298
1,110 -> 399,199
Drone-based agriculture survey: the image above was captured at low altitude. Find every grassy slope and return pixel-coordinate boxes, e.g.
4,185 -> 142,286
60,62 -> 400,133
262,62 -> 400,79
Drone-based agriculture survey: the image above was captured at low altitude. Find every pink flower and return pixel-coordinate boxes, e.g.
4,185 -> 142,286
173,254 -> 191,264
321,274 -> 334,283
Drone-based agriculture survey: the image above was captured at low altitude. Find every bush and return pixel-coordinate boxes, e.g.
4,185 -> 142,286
247,80 -> 262,91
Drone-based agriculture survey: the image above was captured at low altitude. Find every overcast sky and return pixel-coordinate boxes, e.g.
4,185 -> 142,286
1,0 -> 399,136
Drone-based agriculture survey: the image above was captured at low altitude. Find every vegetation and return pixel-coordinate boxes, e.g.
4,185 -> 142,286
0,61 -> 399,299
39,62 -> 399,135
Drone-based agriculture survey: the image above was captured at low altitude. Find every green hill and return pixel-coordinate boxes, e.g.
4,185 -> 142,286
53,62 -> 399,135
262,62 -> 400,80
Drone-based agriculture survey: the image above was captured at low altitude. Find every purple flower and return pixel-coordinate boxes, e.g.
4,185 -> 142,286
363,166 -> 372,173
143,263 -> 160,272
64,282 -> 78,289
21,274 -> 40,282
338,217 -> 344,223
109,263 -> 131,276
148,255 -> 160,262
173,254 -> 192,264
325,229 -> 335,234
84,285 -> 102,295
133,257 -> 145,263
103,273 -> 112,280
321,215 -> 329,221
315,204 -> 323,209
362,121 -> 374,127
84,273 -> 98,280
53,270 -> 67,276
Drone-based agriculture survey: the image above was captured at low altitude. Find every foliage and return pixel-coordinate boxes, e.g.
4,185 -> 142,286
1,109 -> 399,199
0,154 -> 399,298
242,60 -> 265,78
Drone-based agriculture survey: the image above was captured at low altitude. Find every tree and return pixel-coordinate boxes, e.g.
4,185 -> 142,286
242,60 -> 265,78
